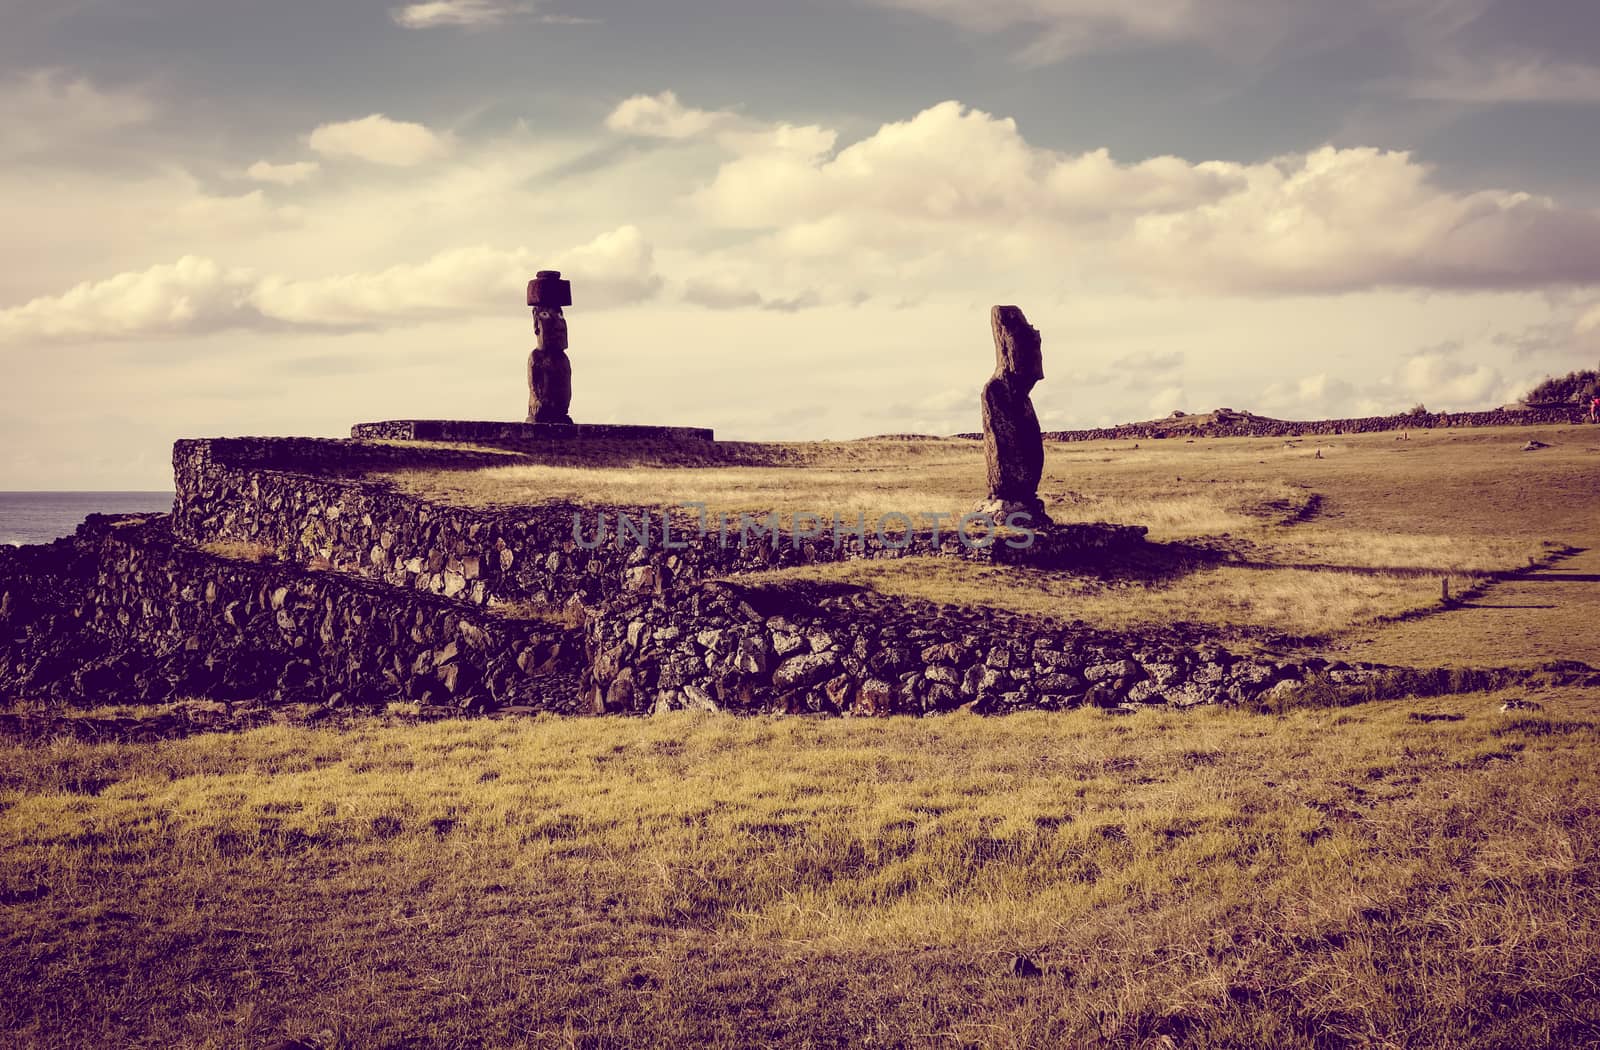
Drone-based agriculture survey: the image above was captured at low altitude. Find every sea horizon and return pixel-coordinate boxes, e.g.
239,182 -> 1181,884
0,491 -> 175,547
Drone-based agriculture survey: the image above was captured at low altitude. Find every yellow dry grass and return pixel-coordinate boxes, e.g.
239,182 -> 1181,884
736,557 -> 1490,639
3,691 -> 1596,1047
198,539 -> 279,564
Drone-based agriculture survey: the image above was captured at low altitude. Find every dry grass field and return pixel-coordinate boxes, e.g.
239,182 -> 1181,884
5,424 -> 1599,1048
3,693 -> 1598,1049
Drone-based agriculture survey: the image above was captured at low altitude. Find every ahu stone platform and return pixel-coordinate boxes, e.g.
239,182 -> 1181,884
351,420 -> 715,444
9,431 -> 1579,719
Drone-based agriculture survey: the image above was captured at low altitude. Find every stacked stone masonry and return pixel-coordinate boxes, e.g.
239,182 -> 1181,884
172,438 -> 1145,613
1020,406 -> 1587,444
5,426 -> 1569,717
583,580 -> 1398,716
0,517 -> 583,712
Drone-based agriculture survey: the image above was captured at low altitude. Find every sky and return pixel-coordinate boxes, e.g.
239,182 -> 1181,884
4,0 -> 1600,489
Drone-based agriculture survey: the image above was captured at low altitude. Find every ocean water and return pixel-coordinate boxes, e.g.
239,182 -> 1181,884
0,492 -> 174,547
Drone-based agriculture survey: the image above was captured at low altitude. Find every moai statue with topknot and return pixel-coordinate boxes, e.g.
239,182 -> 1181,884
980,304 -> 1048,523
527,270 -> 574,425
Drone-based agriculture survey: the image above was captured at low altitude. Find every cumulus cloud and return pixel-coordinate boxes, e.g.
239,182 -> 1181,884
694,101 -> 1242,238
0,256 -> 259,344
392,1 -> 525,28
606,91 -> 838,161
554,225 -> 665,307
390,0 -> 595,29
606,91 -> 737,139
0,227 -> 661,343
1260,373 -> 1357,414
677,98 -> 1600,295
1260,354 -> 1514,417
1127,146 -> 1600,293
1391,350 -> 1505,407
308,114 -> 452,167
254,225 -> 662,326
0,69 -> 154,157
245,160 -> 320,186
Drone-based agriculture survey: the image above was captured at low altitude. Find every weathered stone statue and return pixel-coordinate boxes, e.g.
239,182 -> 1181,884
527,270 -> 574,425
980,304 -> 1047,522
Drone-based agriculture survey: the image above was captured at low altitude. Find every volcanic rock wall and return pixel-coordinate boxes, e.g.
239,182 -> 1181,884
172,438 -> 1145,612
9,427 -> 1554,718
0,516 -> 583,711
583,579 -> 1394,716
1032,406 -> 1586,443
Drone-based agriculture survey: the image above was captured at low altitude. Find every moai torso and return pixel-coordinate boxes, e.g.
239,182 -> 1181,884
527,271 -> 574,425
982,305 -> 1046,514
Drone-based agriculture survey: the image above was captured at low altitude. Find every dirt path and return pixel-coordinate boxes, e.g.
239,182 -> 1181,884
1339,546 -> 1600,669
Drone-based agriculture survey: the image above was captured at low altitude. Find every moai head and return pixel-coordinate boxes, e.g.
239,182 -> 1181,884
991,305 -> 1043,392
527,270 -> 573,353
534,308 -> 568,353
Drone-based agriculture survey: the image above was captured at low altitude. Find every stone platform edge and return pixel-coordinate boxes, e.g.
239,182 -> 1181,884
352,420 -> 715,443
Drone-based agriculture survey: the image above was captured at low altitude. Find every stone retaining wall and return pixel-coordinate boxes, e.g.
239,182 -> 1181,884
172,437 -> 1145,613
0,516 -> 583,711
1027,407 -> 1587,443
583,579 -> 1395,716
350,419 -> 716,443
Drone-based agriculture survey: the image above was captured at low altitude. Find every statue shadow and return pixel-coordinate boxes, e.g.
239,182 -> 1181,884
1052,540 -> 1235,586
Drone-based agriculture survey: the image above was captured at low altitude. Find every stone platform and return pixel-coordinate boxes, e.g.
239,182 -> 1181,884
351,420 -> 715,443
979,521 -> 1149,566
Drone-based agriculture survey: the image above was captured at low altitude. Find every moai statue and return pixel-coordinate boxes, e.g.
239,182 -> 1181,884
980,304 -> 1048,523
527,270 -> 574,425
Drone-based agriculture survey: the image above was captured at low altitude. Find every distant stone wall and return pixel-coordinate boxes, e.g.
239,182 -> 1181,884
0,516 -> 583,711
1022,406 -> 1588,444
350,420 -> 716,443
172,438 -> 1145,613
582,579 -> 1395,716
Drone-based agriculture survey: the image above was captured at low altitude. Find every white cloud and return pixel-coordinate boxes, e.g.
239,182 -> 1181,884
1126,146 -> 1600,293
606,91 -> 838,162
681,99 -> 1600,295
559,225 -> 665,307
308,114 -> 452,167
391,1 -> 528,29
0,69 -> 154,157
245,160 -> 321,186
1391,350 -> 1504,407
605,91 -> 739,140
0,256 -> 259,344
694,101 -> 1241,237
390,0 -> 596,29
0,228 -> 662,344
1260,373 -> 1357,414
